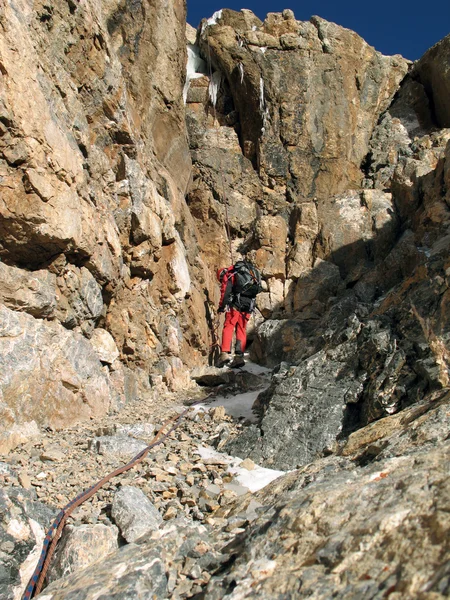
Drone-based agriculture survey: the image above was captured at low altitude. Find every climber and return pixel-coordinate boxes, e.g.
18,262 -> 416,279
216,260 -> 262,368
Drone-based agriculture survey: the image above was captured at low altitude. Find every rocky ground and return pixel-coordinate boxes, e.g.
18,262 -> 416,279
1,362 -> 449,599
0,363 -> 278,599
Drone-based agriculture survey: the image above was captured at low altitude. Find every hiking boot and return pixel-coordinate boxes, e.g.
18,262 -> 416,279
216,352 -> 231,368
229,354 -> 245,368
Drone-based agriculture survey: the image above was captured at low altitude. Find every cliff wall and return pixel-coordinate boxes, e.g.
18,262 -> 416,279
0,0 -> 216,452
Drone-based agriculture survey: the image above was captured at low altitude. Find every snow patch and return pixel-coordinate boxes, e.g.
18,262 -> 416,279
194,360 -> 271,421
201,10 -> 223,35
229,461 -> 285,493
198,389 -> 262,423
241,361 -> 271,376
259,78 -> 271,133
196,445 -> 285,493
259,77 -> 265,112
260,46 -> 267,54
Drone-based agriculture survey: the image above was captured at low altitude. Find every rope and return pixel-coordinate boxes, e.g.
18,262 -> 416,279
205,27 -> 234,264
22,397 -> 208,600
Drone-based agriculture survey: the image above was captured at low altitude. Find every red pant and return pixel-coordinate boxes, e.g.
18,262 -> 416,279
221,308 -> 251,353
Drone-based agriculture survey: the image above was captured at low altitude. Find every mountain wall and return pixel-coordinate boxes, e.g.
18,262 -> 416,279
0,0 -> 448,485
0,4 -> 449,598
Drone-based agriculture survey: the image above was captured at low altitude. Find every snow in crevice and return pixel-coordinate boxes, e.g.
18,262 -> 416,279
194,360 -> 279,493
198,388 -> 263,423
195,445 -> 285,493
194,360 -> 271,423
201,9 -> 223,35
238,63 -> 245,84
259,77 -> 271,133
183,43 -> 208,103
209,70 -> 222,107
259,77 -> 265,112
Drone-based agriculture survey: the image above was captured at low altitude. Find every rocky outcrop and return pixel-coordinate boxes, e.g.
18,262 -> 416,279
414,34 -> 450,127
185,9 -> 412,325
206,393 -> 450,599
47,523 -> 119,584
236,129 -> 450,469
0,486 -> 55,600
197,10 -> 408,198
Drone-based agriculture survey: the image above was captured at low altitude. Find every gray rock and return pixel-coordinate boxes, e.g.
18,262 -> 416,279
0,305 -> 116,454
111,486 -> 163,543
42,539 -> 168,599
0,487 -> 55,600
117,423 -> 156,441
228,344 -> 359,470
191,366 -> 234,386
204,484 -> 221,498
89,436 -> 148,460
56,265 -> 104,330
47,524 -> 119,584
0,262 -> 57,318
204,398 -> 450,599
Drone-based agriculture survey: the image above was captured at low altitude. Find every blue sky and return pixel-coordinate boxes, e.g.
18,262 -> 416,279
187,1 -> 450,61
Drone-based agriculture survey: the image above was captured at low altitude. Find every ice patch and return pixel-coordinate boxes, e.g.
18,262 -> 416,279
241,361 -> 271,376
183,44 -> 207,103
259,77 -> 265,112
259,77 -> 271,133
209,71 -> 222,107
238,62 -> 244,84
229,461 -> 285,493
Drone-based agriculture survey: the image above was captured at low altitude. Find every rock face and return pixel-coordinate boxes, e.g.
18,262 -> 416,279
184,9 -> 412,324
183,9 -> 450,471
206,394 -> 450,599
0,0 -> 220,450
47,523 -> 119,584
197,11 -> 408,198
0,6 -> 449,599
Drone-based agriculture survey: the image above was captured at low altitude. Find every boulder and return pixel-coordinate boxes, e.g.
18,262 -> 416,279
90,329 -> 120,365
0,262 -> 57,318
0,305 -> 115,454
47,524 -> 119,584
111,486 -> 163,543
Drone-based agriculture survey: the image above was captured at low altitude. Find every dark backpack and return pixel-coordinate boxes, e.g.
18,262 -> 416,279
232,261 -> 262,299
